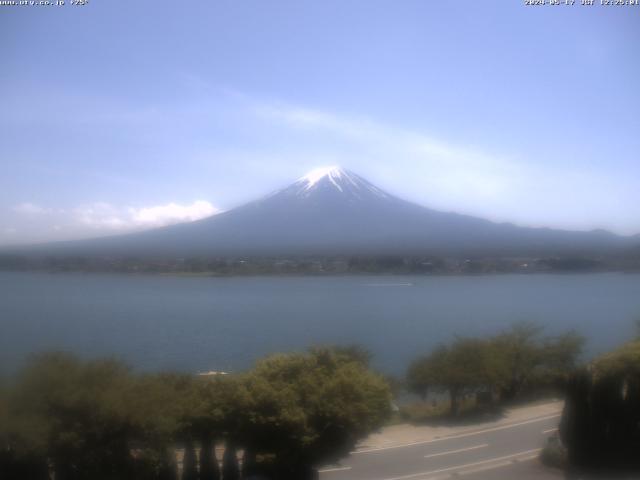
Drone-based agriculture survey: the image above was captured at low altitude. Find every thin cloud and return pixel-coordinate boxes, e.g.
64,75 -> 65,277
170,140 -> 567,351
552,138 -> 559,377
74,203 -> 129,230
12,203 -> 51,215
254,102 -> 529,206
3,89 -> 638,239
2,200 -> 220,246
129,201 -> 220,227
251,101 -> 638,235
75,201 -> 221,230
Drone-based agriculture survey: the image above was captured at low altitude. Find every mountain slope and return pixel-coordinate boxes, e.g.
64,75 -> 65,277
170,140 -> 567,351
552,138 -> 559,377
11,167 -> 636,257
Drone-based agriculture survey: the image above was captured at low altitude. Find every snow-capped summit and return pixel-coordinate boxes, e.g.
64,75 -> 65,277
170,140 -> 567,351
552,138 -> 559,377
288,166 -> 390,199
27,168 -> 633,258
298,166 -> 345,189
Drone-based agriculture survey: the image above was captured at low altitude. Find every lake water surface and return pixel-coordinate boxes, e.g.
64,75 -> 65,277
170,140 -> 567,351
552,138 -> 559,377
1,272 -> 639,375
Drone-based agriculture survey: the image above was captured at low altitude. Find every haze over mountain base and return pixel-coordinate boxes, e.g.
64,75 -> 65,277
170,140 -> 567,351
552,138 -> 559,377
1,168 -> 638,270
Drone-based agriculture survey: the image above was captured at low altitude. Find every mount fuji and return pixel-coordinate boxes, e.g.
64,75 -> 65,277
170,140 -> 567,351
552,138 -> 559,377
12,167 -> 636,257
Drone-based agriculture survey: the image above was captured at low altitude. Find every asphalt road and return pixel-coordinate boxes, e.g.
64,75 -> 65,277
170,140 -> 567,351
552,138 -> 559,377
319,413 -> 563,480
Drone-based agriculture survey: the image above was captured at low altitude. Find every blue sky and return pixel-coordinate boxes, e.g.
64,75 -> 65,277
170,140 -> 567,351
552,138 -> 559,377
1,0 -> 639,244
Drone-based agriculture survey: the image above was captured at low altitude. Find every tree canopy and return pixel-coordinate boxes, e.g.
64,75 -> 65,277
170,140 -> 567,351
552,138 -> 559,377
407,338 -> 499,415
0,348 -> 391,480
561,340 -> 640,477
406,323 -> 585,415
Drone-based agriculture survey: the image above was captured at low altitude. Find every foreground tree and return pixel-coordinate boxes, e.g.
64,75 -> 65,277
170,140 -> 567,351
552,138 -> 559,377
406,355 -> 431,401
222,443 -> 240,480
493,325 -> 584,400
127,375 -> 180,480
239,348 -> 391,478
181,440 -> 197,480
408,324 -> 585,414
196,375 -> 247,480
491,322 -> 544,400
1,348 -> 392,479
4,353 -> 137,480
198,435 -> 220,480
323,344 -> 373,367
1,377 -> 50,480
561,340 -> 640,478
407,338 -> 498,416
541,330 -> 585,377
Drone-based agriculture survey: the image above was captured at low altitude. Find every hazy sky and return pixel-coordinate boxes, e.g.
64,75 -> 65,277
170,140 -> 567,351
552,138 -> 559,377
1,0 -> 639,245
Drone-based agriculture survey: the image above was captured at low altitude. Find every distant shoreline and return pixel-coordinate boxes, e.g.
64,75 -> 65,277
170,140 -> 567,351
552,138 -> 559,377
2,250 -> 639,277
1,268 -> 639,277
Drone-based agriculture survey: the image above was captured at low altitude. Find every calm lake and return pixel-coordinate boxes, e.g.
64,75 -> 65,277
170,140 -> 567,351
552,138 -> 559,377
1,272 -> 639,375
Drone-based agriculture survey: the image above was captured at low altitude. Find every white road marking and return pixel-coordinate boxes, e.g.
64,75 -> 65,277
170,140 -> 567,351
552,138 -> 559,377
542,427 -> 557,434
458,452 -> 538,475
381,448 -> 541,480
318,466 -> 352,473
514,453 -> 540,462
423,443 -> 488,459
352,414 -> 560,454
457,460 -> 512,476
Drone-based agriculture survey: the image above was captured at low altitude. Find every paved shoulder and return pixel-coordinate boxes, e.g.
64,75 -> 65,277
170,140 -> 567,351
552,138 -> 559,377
355,400 -> 562,452
320,400 -> 564,480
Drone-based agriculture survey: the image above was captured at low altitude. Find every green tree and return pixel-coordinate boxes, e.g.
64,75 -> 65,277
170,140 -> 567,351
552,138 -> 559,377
198,435 -> 219,480
192,375 -> 241,480
6,352 -> 137,480
1,377 -> 50,480
561,340 -> 640,477
406,355 -> 432,400
222,443 -> 240,480
541,330 -> 584,375
128,373 -> 202,480
491,322 -> 544,400
182,440 -> 197,480
491,324 -> 584,400
406,338 -> 498,415
238,348 -> 391,478
1,347 -> 393,480
320,344 -> 373,368
192,375 -> 246,480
